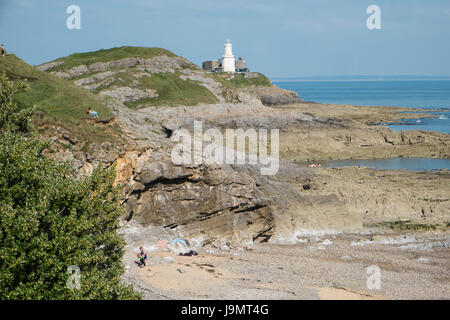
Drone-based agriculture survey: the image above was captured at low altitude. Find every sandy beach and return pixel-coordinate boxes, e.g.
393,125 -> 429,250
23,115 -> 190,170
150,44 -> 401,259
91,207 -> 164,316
123,230 -> 450,300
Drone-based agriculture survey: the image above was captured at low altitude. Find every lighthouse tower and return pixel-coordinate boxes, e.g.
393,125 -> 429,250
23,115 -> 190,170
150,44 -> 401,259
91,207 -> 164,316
222,39 -> 235,73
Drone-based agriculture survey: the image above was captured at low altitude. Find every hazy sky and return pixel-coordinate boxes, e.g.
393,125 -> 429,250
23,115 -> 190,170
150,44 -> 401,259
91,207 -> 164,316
1,0 -> 450,78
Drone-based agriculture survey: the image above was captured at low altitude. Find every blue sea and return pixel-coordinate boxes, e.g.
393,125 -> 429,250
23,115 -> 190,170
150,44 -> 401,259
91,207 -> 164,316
273,80 -> 450,134
273,79 -> 450,171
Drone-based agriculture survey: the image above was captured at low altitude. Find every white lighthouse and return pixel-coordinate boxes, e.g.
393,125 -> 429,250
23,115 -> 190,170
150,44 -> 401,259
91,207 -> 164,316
222,38 -> 235,73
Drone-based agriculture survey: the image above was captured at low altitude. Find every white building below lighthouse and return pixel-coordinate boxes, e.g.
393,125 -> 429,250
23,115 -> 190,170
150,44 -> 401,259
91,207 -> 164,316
222,39 -> 235,73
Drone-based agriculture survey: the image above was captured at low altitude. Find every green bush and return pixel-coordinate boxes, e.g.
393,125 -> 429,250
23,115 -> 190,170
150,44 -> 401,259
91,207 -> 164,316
0,74 -> 140,299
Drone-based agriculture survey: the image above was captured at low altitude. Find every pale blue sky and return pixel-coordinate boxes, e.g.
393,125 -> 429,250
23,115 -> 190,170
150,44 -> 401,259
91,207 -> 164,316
1,0 -> 450,77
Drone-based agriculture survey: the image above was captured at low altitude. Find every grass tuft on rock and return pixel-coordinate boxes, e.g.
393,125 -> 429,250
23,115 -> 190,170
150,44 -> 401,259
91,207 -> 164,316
374,221 -> 439,231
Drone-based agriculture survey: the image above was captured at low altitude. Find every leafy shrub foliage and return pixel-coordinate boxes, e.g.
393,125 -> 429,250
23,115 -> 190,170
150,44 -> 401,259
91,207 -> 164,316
0,74 -> 140,299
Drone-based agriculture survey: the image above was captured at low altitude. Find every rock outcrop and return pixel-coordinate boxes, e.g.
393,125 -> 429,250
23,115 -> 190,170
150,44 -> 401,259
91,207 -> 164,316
100,87 -> 159,103
115,149 -> 274,246
241,87 -> 303,106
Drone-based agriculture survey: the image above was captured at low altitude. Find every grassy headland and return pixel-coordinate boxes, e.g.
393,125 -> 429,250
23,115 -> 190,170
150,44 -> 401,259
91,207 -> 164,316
42,46 -> 219,107
42,46 -> 177,73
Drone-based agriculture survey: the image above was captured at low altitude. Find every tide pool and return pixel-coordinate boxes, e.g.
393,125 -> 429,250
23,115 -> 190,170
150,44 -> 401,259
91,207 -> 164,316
319,157 -> 450,171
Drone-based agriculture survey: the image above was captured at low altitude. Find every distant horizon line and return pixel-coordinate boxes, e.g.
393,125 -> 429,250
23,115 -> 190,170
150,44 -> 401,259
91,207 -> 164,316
270,75 -> 450,81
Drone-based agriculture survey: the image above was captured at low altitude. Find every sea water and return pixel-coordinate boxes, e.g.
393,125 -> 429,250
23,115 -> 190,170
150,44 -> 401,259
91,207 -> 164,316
274,80 -> 450,134
274,80 -> 450,171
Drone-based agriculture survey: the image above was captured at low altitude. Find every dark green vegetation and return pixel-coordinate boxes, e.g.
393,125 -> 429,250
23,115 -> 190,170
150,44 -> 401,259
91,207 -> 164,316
209,72 -> 272,89
0,74 -> 140,299
43,46 -> 176,73
0,54 -> 120,148
371,220 -> 440,231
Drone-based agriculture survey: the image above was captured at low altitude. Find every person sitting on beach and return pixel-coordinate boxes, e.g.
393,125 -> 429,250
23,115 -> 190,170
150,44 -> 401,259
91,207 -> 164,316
88,107 -> 98,118
1,44 -> 5,57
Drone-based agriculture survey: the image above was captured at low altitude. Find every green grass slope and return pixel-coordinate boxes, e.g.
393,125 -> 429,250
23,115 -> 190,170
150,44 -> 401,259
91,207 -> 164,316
0,54 -> 119,148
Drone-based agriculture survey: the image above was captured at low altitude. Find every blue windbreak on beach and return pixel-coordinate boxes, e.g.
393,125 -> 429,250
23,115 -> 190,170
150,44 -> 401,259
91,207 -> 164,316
273,80 -> 450,133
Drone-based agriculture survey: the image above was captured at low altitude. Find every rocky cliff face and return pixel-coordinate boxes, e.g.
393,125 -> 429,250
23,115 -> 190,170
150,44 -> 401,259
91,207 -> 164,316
115,149 -> 274,246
